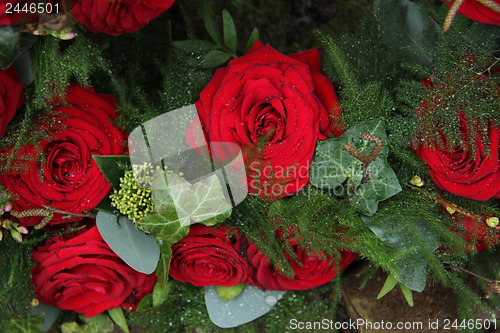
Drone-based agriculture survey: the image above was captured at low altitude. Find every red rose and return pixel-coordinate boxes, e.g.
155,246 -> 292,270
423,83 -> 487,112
247,239 -> 357,291
169,224 -> 252,287
189,41 -> 343,201
31,225 -> 156,317
0,85 -> 126,227
412,58 -> 500,201
445,0 -> 500,26
68,0 -> 176,35
451,216 -> 500,252
0,66 -> 24,137
0,1 -> 39,26
414,117 -> 500,201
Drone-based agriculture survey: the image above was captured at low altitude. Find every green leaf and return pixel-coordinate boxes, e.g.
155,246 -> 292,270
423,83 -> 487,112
0,27 -> 20,69
135,294 -> 152,312
399,284 -> 414,307
153,278 -> 173,307
152,241 -> 173,307
244,28 -> 260,53
222,10 -> 237,54
107,308 -> 129,333
201,50 -> 231,68
203,0 -> 222,46
96,212 -> 160,274
310,119 -> 402,216
92,155 -> 131,190
373,0 -> 442,66
216,283 -> 246,300
79,314 -> 114,333
95,195 -> 115,214
362,211 -> 440,292
377,274 -> 397,299
139,172 -> 231,242
155,241 -> 172,288
0,27 -> 36,69
173,40 -> 219,54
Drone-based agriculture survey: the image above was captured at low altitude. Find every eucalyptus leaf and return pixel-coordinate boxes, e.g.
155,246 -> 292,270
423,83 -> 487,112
373,0 -> 442,66
202,50 -> 231,68
0,26 -> 20,69
310,119 -> 402,216
92,155 -> 131,190
31,303 -> 60,332
173,40 -> 219,54
108,308 -> 129,333
244,28 -> 260,52
96,212 -> 160,274
362,212 -> 440,292
203,0 -> 222,46
205,285 -> 285,328
222,10 -> 237,54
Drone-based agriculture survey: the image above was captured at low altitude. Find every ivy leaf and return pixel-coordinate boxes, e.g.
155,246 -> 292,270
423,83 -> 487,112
92,155 -> 131,190
362,211 -> 440,292
202,50 -> 231,68
172,40 -> 219,54
310,119 -> 402,216
138,172 -> 232,249
244,27 -> 260,53
203,0 -> 222,46
222,9 -> 237,54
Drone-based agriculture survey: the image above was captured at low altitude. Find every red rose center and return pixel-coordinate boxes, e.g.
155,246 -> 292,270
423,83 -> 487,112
250,102 -> 285,144
45,141 -> 85,185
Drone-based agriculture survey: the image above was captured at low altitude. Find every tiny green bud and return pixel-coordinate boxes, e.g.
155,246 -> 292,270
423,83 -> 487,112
10,229 -> 22,242
486,217 -> 499,228
410,175 -> 424,187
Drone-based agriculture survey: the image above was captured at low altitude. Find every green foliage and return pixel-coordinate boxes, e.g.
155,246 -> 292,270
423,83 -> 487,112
175,4 -> 260,68
127,279 -> 339,333
0,27 -> 36,69
0,233 -> 46,333
108,308 -> 129,333
61,314 -> 114,333
310,119 -> 402,215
